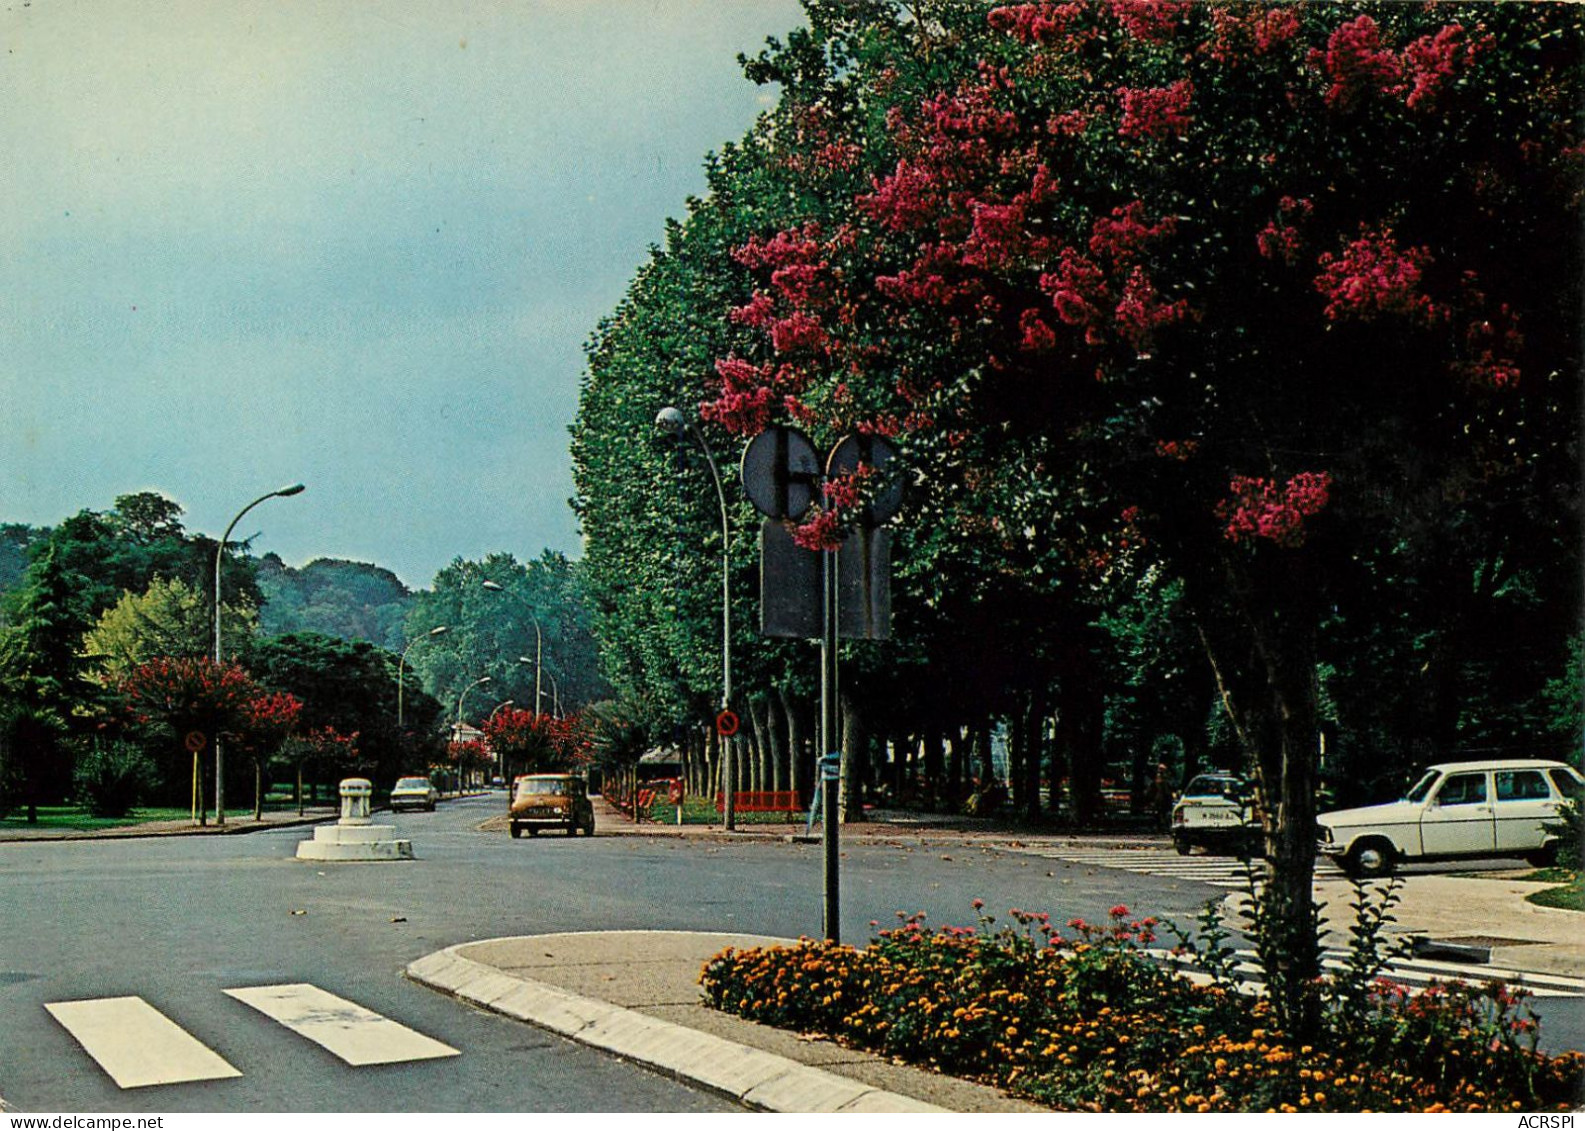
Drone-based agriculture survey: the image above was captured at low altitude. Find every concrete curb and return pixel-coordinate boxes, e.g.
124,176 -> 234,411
405,941 -> 946,1113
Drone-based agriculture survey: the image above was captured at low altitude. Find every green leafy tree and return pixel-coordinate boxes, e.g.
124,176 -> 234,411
0,544 -> 95,818
576,1 -> 1582,1038
82,577 -> 256,683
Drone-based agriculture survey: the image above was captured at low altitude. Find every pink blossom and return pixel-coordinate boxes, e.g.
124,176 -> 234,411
769,312 -> 829,355
1089,201 -> 1176,266
1040,248 -> 1109,335
729,291 -> 776,328
1108,0 -> 1190,44
987,2 -> 1088,46
1114,267 -> 1190,351
1403,24 -> 1473,112
1317,15 -> 1402,111
1117,79 -> 1194,140
1315,227 -> 1443,325
1218,472 -> 1334,549
1019,307 -> 1058,352
1256,197 -> 1313,265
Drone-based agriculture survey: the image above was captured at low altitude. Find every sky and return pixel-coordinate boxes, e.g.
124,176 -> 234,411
1,0 -> 805,590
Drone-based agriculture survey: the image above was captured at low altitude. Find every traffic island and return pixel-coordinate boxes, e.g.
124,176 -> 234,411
296,778 -> 412,861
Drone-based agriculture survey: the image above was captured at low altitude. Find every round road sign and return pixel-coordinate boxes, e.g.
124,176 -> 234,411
184,731 -> 206,753
826,433 -> 903,526
715,710 -> 740,738
741,425 -> 821,520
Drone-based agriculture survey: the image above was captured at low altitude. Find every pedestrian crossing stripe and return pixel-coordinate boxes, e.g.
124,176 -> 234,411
46,985 -> 459,1089
44,996 -> 243,1089
224,984 -> 460,1066
1150,948 -> 1585,999
1017,846 -> 1346,889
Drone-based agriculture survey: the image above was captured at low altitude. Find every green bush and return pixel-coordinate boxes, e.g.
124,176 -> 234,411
72,740 -> 155,819
1541,799 -> 1582,870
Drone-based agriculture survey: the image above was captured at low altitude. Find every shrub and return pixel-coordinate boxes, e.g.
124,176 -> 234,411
1542,799 -> 1583,870
72,739 -> 155,818
700,901 -> 1584,1112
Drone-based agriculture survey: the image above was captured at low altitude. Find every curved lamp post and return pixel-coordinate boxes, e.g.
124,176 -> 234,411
483,580 -> 544,717
655,406 -> 733,830
212,482 -> 305,826
397,625 -> 450,730
453,675 -> 492,793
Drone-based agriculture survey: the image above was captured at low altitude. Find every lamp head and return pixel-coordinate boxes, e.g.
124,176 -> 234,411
276,483 -> 306,497
655,406 -> 687,435
429,625 -> 450,637
481,580 -> 503,592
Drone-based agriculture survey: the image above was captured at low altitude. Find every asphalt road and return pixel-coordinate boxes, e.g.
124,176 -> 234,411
2,794 -> 1577,1111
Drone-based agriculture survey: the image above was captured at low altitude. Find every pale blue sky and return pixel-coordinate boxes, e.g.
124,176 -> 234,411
1,0 -> 803,588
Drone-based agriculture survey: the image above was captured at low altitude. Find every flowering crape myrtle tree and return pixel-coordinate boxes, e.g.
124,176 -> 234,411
704,1 -> 1581,1035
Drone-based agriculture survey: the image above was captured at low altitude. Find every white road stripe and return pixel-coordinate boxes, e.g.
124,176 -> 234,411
225,984 -> 459,1066
45,996 -> 242,1089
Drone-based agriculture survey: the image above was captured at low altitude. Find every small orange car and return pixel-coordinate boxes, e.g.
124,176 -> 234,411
509,773 -> 595,838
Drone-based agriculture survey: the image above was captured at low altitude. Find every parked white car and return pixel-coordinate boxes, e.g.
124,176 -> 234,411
1171,772 -> 1260,856
1317,758 -> 1583,878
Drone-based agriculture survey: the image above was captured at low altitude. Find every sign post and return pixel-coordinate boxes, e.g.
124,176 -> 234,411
742,426 -> 901,945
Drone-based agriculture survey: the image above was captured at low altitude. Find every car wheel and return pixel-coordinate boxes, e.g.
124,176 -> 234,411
509,823 -> 522,839
1343,838 -> 1394,879
1173,835 -> 1192,856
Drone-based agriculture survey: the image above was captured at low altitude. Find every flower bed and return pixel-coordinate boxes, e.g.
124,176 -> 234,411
699,905 -> 1584,1112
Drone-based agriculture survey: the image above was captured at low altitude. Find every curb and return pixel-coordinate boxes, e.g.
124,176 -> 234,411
405,941 -> 945,1113
0,814 -> 335,843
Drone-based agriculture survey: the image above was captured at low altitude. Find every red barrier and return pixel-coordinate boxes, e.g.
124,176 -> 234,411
714,790 -> 802,814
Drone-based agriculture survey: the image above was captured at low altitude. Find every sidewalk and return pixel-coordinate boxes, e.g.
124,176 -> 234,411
407,929 -> 1041,1113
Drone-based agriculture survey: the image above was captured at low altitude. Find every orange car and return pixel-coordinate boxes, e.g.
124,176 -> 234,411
509,773 -> 595,838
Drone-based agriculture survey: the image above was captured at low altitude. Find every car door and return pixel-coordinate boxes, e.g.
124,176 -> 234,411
1494,768 -> 1561,853
1419,770 -> 1496,856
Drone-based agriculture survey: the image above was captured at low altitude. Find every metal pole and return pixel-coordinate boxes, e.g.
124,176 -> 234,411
821,540 -> 840,944
689,421 -> 735,833
213,483 -> 304,827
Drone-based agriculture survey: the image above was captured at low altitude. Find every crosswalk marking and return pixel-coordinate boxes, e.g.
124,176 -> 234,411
224,984 -> 460,1066
44,996 -> 243,1089
1152,947 -> 1585,999
1015,844 -> 1347,889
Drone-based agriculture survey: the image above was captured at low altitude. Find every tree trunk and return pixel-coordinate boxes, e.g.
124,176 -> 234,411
923,730 -> 945,809
779,688 -> 809,807
840,693 -> 865,822
1195,550 -> 1325,1039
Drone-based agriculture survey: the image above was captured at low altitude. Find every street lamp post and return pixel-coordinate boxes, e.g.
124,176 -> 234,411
483,580 -> 544,717
397,625 -> 450,730
453,675 -> 492,793
655,406 -> 734,831
488,698 -> 514,785
213,483 -> 305,827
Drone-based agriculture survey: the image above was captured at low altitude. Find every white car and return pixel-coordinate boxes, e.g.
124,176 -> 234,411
1317,758 -> 1583,878
1171,772 -> 1260,856
389,776 -> 438,812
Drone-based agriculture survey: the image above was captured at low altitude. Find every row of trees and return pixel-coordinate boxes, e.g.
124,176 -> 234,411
571,1 -> 1583,1036
0,494 -> 611,820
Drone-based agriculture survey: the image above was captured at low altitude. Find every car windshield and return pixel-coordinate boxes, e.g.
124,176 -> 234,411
1403,770 -> 1439,803
395,778 -> 429,790
517,778 -> 568,796
1182,775 -> 1241,799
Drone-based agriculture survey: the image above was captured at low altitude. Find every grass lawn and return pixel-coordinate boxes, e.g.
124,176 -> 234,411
641,796 -> 807,826
0,795 -> 321,832
0,805 -> 194,831
1522,868 -> 1584,912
